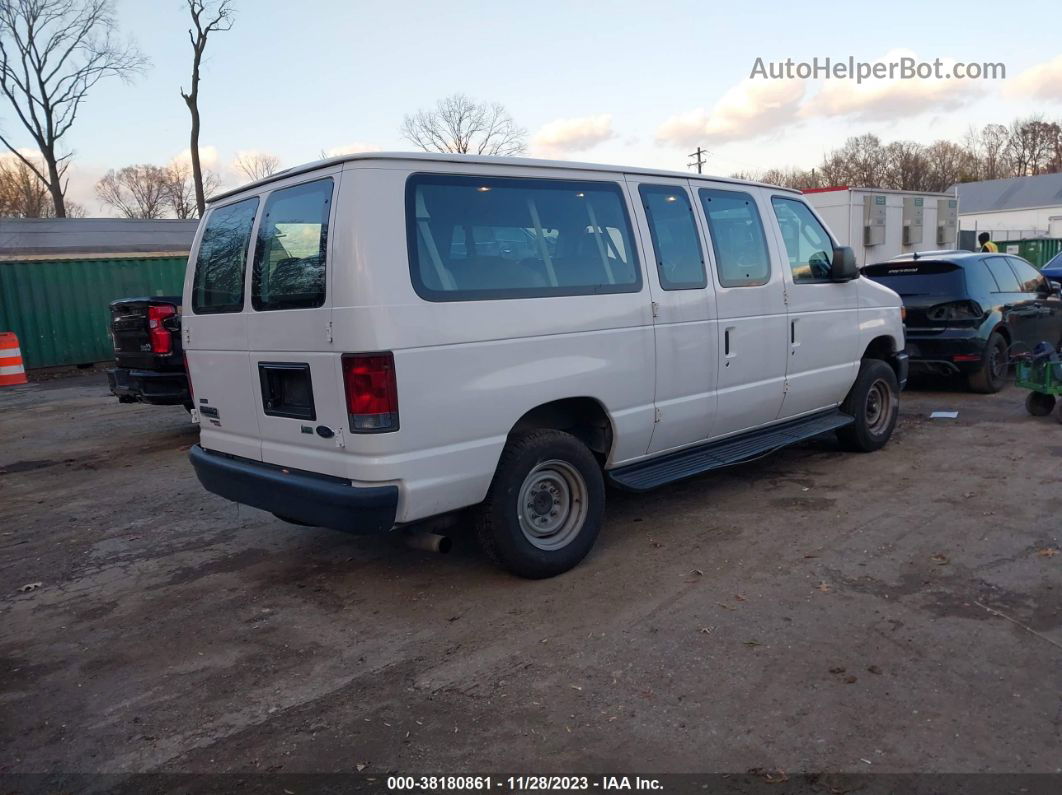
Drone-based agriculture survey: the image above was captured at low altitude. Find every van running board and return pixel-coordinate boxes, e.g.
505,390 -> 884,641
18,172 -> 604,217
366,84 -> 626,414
608,410 -> 854,492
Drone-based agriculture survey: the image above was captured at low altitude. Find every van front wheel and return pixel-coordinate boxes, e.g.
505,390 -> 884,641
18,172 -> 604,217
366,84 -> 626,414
475,430 -> 604,579
837,359 -> 899,452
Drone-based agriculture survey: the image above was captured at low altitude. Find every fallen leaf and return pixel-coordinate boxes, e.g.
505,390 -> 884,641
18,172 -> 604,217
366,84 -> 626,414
734,594 -> 747,602
1037,547 -> 1058,558
930,554 -> 949,565
689,569 -> 704,577
717,602 -> 735,610
19,582 -> 41,593
829,667 -> 846,674
570,685 -> 582,691
748,768 -> 788,783
845,675 -> 857,684
699,626 -> 713,634
356,763 -> 367,772
744,640 -> 762,648
816,582 -> 832,593
867,665 -> 882,675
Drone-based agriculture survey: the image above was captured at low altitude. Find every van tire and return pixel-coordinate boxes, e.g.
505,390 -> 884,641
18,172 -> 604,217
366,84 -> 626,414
837,359 -> 899,453
474,430 -> 604,579
966,332 -> 1008,393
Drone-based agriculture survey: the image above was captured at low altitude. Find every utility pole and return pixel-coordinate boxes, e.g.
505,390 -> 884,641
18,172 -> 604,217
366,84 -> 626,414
688,146 -> 709,174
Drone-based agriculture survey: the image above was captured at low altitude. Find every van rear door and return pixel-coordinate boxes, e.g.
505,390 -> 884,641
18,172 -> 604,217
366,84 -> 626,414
184,195 -> 263,462
243,173 -> 348,477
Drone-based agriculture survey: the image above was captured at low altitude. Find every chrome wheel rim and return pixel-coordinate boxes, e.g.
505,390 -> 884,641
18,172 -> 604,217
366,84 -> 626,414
865,378 -> 895,436
517,459 -> 588,551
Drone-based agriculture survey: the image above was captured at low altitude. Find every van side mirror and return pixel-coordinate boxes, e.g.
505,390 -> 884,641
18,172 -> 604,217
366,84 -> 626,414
1051,280 -> 1062,296
831,246 -> 859,282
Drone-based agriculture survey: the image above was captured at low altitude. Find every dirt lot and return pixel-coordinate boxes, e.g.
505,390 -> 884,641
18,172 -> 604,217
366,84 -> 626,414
1,369 -> 1060,777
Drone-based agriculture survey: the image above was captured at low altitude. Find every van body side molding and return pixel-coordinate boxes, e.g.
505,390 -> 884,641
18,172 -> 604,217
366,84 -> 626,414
608,410 -> 854,492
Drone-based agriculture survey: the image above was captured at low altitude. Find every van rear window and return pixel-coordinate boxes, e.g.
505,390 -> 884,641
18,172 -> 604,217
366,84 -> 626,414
406,174 -> 641,301
191,197 -> 259,314
862,261 -> 964,296
252,178 -> 334,311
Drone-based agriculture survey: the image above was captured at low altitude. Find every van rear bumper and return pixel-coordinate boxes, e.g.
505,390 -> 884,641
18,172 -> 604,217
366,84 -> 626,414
189,445 -> 398,534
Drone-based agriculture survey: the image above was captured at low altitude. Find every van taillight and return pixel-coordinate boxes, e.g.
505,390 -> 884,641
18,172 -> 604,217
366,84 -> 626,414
341,353 -> 399,433
148,305 -> 175,354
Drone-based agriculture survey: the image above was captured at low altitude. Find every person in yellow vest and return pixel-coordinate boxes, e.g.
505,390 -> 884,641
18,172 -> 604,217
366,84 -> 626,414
978,232 -> 999,253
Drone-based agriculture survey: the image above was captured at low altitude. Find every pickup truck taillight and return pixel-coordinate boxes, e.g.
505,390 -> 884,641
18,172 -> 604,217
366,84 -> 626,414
342,352 -> 399,433
148,305 -> 176,354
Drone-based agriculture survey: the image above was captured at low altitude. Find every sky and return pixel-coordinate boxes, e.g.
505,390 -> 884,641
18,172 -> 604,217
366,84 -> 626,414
4,0 -> 1061,214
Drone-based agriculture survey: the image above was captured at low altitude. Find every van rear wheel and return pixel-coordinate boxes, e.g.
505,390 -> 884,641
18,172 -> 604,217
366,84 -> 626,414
474,430 -> 604,579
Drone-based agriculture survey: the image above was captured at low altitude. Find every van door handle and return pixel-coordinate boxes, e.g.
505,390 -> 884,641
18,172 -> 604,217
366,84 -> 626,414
724,327 -> 733,358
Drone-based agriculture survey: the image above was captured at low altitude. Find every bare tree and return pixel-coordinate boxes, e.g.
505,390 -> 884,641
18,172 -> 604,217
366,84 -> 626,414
882,140 -> 930,191
0,153 -> 51,216
163,158 -> 217,219
233,151 -> 281,182
964,123 -> 1010,181
95,164 -> 171,218
401,93 -> 527,156
0,0 -> 146,217
1004,116 -> 1055,176
180,0 -> 234,217
730,166 -> 822,191
923,141 -> 978,191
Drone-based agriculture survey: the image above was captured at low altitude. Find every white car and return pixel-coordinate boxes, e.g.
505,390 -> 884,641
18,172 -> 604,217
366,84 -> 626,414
183,152 -> 907,578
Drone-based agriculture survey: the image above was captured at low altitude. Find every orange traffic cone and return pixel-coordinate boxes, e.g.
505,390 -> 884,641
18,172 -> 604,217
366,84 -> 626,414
0,332 -> 28,386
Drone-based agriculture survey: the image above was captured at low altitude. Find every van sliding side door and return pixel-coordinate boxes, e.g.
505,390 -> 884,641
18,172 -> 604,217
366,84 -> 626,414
625,175 -> 717,454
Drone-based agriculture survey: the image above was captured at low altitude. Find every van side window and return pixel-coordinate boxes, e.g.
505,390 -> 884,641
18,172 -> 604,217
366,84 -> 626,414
984,256 -> 1021,292
406,174 -> 641,301
698,189 -> 770,288
771,197 -> 835,283
639,185 -> 706,290
190,196 -> 259,314
252,178 -> 334,311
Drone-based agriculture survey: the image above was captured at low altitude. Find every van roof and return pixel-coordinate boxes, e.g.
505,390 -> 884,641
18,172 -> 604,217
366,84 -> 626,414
208,151 -> 804,204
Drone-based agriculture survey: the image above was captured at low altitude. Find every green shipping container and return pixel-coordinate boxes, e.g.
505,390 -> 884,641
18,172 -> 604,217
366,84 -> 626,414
0,255 -> 188,370
995,238 -> 1062,268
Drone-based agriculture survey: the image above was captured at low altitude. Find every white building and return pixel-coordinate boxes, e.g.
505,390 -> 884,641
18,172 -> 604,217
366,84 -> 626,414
952,172 -> 1062,240
804,186 -> 958,266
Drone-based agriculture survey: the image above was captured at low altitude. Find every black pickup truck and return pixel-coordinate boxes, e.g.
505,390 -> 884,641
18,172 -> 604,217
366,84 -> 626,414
106,296 -> 192,409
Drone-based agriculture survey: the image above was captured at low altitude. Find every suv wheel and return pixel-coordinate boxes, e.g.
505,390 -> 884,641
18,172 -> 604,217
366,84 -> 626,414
967,332 -> 1008,393
474,430 -> 604,579
837,359 -> 899,452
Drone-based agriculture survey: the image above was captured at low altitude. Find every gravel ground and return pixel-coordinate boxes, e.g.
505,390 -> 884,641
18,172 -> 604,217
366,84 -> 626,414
1,369 -> 1059,778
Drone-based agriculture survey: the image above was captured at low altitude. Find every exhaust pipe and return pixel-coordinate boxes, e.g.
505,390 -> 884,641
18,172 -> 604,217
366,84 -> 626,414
403,531 -> 452,554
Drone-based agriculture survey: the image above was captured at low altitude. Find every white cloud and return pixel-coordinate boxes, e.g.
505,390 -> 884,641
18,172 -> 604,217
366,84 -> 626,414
531,114 -> 615,157
173,145 -> 220,170
1007,55 -> 1062,102
801,50 -> 983,121
322,142 -> 381,157
656,79 -> 805,147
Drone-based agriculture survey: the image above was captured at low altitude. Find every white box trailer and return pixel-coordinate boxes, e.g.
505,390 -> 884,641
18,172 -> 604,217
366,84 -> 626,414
804,186 -> 959,266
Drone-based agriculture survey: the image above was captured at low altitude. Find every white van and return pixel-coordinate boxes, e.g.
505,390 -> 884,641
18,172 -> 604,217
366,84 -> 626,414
184,153 -> 907,578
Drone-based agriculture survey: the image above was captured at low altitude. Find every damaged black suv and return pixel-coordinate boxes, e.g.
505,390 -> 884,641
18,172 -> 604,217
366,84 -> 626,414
864,252 -> 1062,393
